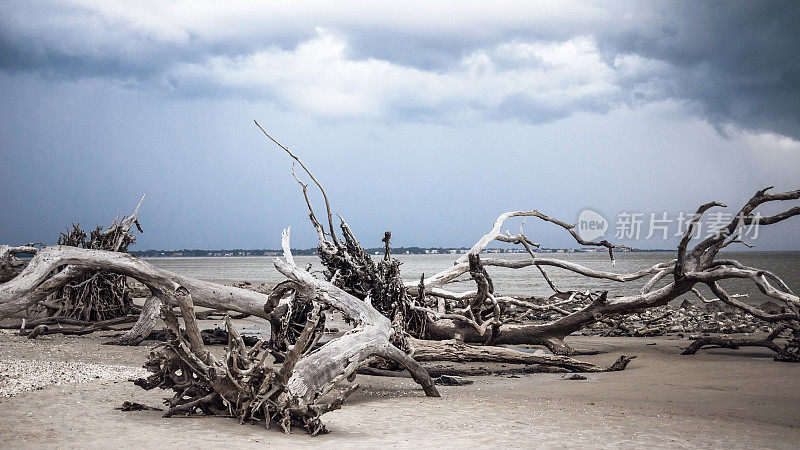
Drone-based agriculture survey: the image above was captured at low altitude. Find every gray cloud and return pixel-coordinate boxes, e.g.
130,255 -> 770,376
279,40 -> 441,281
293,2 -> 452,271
0,1 -> 798,137
595,1 -> 800,139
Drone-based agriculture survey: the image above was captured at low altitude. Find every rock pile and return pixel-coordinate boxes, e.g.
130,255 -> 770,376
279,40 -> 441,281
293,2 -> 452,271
508,298 -> 779,337
584,301 -> 775,337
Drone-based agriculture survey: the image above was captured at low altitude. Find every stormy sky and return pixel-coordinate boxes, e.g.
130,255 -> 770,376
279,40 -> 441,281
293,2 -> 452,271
1,1 -> 799,251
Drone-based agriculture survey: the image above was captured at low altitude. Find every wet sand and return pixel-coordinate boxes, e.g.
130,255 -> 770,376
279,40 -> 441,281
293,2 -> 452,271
1,330 -> 798,449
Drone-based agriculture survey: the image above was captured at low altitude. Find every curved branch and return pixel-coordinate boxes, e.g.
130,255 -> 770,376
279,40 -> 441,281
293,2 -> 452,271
456,210 -> 631,266
255,120 -> 339,247
0,246 -> 272,320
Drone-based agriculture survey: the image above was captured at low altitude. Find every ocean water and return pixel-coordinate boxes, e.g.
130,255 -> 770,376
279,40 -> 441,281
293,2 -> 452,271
144,251 -> 800,306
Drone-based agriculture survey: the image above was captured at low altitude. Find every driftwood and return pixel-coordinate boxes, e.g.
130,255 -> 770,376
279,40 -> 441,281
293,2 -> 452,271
408,197 -> 799,360
1,123 -> 799,435
134,230 -> 438,435
407,338 -> 634,372
681,324 -> 792,359
113,295 -> 162,345
0,246 -> 273,323
26,197 -> 145,324
256,122 -> 799,361
0,244 -> 39,283
0,223 -> 635,434
107,325 -> 262,347
0,221 -> 446,434
20,315 -> 139,339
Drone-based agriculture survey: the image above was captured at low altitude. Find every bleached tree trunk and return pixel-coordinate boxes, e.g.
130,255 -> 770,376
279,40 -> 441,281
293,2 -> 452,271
0,246 -> 271,320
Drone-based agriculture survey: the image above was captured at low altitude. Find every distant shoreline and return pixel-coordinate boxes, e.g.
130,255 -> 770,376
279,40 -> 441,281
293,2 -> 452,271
130,247 -> 681,258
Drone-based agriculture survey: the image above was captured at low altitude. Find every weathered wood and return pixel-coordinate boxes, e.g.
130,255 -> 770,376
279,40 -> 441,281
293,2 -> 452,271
0,244 -> 38,283
283,160 -> 800,358
29,198 -> 145,323
133,230 -> 437,435
19,315 -> 138,338
408,338 -> 634,372
273,230 -> 439,400
0,246 -> 272,320
109,295 -> 162,345
681,325 -> 799,361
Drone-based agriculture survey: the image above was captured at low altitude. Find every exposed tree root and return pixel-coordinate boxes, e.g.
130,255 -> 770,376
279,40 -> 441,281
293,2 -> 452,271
27,199 -> 145,324
132,232 -> 438,435
135,298 -> 351,435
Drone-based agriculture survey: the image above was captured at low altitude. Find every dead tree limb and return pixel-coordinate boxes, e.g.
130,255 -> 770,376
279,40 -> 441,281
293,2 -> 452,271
268,134 -> 800,360
21,315 -> 138,338
681,325 -> 787,357
109,295 -> 162,345
416,188 -> 800,357
408,338 -> 634,372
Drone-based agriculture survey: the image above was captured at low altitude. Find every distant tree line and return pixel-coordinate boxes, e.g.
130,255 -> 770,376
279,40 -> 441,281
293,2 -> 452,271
129,247 -> 670,257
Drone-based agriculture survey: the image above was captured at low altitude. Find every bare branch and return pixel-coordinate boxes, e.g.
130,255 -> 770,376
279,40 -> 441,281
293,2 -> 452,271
255,120 -> 339,247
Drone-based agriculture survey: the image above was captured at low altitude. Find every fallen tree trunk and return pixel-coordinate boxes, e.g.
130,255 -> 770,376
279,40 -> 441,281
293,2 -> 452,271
21,315 -> 138,339
0,246 -> 272,320
408,338 -> 635,372
359,363 -> 570,378
681,324 -> 799,361
135,229 -> 438,435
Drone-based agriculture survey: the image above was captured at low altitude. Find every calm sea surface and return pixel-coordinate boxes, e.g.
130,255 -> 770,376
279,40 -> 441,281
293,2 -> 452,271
145,252 -> 800,306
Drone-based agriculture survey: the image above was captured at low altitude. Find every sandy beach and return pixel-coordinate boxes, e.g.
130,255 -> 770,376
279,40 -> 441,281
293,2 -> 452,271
2,328 -> 798,449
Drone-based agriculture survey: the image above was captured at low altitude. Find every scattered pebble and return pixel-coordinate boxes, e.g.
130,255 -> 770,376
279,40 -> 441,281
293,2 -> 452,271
0,359 -> 148,397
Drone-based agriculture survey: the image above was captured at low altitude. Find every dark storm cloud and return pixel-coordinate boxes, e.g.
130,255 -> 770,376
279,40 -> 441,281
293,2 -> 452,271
596,1 -> 800,139
0,1 -> 311,82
